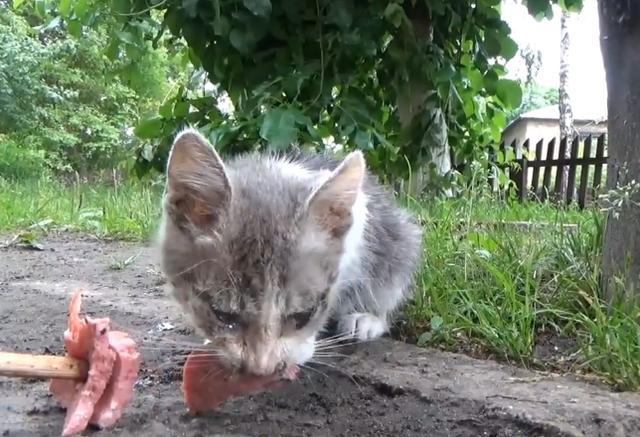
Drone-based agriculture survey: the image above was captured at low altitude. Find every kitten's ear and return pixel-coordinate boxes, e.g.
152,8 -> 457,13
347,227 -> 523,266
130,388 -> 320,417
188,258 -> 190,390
165,128 -> 231,231
306,151 -> 365,238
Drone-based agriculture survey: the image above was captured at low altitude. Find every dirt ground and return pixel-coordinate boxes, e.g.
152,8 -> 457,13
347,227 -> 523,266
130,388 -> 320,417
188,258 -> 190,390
0,234 -> 637,437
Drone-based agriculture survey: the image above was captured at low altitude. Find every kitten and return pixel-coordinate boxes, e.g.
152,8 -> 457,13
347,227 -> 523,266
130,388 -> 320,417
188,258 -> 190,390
158,128 -> 422,376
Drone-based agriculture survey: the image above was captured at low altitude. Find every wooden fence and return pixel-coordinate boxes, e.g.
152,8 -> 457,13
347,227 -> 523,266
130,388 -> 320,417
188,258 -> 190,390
501,133 -> 608,208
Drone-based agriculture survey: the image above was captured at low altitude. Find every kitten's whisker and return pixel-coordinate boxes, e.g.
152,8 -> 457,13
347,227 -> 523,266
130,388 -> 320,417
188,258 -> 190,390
306,359 -> 362,391
200,366 -> 226,383
314,338 -> 362,349
317,332 -> 354,342
314,334 -> 354,346
298,364 -> 332,382
312,352 -> 349,359
174,257 -> 219,279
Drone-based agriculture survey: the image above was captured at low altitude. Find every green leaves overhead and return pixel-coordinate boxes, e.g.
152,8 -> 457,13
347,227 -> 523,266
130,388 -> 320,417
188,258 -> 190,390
259,107 -> 299,151
243,0 -> 272,18
135,116 -> 164,139
496,79 -> 524,109
524,0 -> 583,19
483,29 -> 518,60
42,0 -> 583,184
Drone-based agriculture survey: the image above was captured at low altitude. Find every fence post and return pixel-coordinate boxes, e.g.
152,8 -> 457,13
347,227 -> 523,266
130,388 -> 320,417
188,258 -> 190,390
531,139 -> 544,198
566,135 -> 581,205
578,135 -> 593,208
592,134 -> 607,196
541,138 -> 556,202
554,136 -> 568,202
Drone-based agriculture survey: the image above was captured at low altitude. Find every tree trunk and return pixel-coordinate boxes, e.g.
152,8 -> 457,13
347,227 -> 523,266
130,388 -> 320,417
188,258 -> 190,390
396,87 -> 452,197
395,17 -> 452,197
598,0 -> 640,302
559,10 -> 574,198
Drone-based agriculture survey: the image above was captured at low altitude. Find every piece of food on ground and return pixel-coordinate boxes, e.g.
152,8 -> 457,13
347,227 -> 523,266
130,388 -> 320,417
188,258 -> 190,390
49,291 -> 140,436
182,350 -> 299,413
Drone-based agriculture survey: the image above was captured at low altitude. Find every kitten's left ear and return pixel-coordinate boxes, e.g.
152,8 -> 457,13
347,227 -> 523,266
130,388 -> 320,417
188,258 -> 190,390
165,128 -> 231,231
306,151 -> 365,238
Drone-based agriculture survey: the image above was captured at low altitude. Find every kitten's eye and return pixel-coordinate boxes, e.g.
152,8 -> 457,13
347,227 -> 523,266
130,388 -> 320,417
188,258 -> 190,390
212,308 -> 241,330
288,309 -> 315,330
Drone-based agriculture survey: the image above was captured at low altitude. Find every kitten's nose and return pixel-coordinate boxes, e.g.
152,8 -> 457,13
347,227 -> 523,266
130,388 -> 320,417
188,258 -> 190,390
244,356 -> 282,376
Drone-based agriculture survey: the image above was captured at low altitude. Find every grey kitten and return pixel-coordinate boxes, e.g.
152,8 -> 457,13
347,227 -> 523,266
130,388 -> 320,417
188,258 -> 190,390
158,128 -> 422,375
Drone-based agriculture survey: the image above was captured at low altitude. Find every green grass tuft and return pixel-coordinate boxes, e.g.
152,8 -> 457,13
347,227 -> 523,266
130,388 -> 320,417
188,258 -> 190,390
0,176 -> 162,240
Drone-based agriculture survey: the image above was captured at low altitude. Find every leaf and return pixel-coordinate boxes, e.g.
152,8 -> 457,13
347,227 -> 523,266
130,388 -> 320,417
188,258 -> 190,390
59,0 -> 72,17
326,0 -> 353,30
430,315 -> 444,331
354,130 -> 372,150
12,0 -> 25,9
484,70 -> 499,94
212,16 -> 230,36
467,68 -> 484,91
74,0 -> 89,19
417,331 -> 433,347
140,143 -> 155,161
35,0 -> 46,16
259,107 -> 298,150
105,39 -> 120,60
383,3 -> 405,28
559,0 -> 583,12
67,20 -> 82,37
17,231 -> 44,251
115,30 -> 136,44
135,116 -> 164,139
112,0 -> 131,15
158,100 -> 174,118
181,0 -> 199,18
496,79 -> 523,109
229,28 -> 254,55
524,0 -> 554,20
483,31 -> 501,57
243,0 -> 272,17
174,101 -> 190,118
42,16 -> 62,32
500,36 -> 518,60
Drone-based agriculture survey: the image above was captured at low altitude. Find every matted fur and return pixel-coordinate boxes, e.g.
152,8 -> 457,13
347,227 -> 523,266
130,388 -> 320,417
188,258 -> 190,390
158,128 -> 422,375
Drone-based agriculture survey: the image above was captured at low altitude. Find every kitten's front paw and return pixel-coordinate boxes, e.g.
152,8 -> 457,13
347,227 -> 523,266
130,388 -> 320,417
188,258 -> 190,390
338,313 -> 387,341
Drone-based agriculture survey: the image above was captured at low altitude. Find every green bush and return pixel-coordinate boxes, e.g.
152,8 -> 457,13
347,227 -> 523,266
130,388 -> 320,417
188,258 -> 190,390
0,135 -> 49,181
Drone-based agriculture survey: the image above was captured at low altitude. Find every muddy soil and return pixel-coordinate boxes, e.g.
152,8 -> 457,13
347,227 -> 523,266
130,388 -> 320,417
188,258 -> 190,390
0,234 -> 618,436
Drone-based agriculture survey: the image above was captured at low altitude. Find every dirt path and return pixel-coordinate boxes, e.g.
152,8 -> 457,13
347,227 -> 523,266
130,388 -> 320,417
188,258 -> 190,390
1,234 -> 640,437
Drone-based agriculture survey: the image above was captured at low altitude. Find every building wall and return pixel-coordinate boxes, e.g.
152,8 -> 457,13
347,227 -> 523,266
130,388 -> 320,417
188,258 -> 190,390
500,118 -> 607,192
502,119 -> 607,159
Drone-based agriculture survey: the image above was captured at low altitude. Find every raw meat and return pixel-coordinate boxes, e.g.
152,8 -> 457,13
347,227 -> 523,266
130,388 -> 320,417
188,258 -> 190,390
182,350 -> 299,413
49,291 -> 140,436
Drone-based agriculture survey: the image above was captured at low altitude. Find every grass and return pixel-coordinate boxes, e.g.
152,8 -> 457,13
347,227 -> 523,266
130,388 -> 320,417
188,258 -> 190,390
1,175 -> 640,390
0,176 -> 162,240
403,193 -> 640,390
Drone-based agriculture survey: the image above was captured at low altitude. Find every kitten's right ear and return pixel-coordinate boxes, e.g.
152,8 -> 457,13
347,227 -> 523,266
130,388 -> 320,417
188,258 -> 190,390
306,151 -> 365,239
165,128 -> 231,231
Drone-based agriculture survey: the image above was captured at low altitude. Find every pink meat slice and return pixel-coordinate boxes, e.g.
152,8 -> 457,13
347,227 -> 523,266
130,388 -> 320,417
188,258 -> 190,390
181,350 -> 299,413
53,320 -> 116,436
49,291 -> 140,436
90,331 -> 140,428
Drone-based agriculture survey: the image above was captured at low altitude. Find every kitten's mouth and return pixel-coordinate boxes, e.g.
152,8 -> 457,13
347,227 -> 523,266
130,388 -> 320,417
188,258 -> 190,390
201,338 -> 299,380
280,363 -> 300,380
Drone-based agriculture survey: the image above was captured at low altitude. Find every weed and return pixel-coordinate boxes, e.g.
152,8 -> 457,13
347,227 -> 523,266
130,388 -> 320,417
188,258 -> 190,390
108,252 -> 142,271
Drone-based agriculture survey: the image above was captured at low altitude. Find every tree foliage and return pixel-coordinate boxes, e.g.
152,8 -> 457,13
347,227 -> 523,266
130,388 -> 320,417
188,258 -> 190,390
10,0 -> 583,184
0,2 -> 182,177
